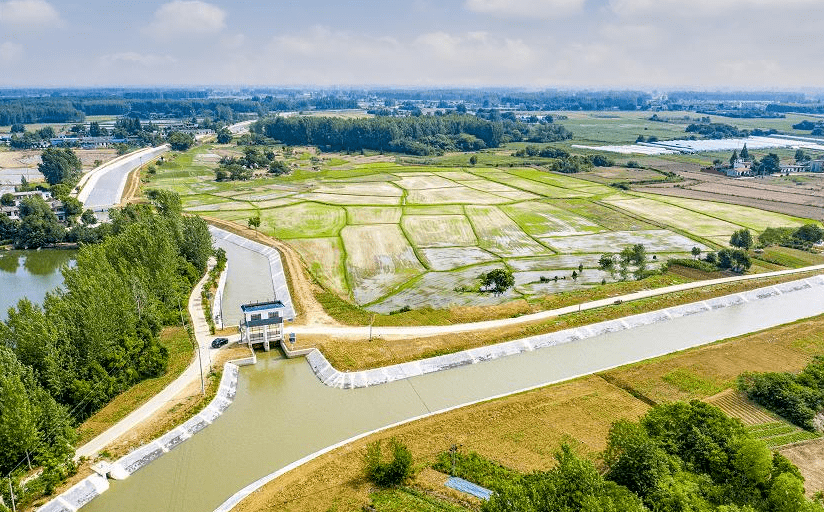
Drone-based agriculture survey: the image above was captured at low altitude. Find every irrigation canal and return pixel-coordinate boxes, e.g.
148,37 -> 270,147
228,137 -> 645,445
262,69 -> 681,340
83,237 -> 824,512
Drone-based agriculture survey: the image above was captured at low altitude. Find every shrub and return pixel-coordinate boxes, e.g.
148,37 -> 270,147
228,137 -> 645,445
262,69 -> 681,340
364,438 -> 413,487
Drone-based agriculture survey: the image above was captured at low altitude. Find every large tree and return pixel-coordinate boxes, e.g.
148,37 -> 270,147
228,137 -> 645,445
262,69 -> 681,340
38,148 -> 82,187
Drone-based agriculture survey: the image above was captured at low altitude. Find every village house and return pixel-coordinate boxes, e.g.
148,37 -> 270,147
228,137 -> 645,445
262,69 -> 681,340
0,190 -> 67,222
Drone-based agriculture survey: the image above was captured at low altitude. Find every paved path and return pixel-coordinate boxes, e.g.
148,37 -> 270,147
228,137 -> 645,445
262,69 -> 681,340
287,264 -> 824,339
76,261 -> 215,459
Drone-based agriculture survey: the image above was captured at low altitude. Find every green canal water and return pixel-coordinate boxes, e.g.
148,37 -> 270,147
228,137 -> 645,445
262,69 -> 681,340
0,249 -> 75,319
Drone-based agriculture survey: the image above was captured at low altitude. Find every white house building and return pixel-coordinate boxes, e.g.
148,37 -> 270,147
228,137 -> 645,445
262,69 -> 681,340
239,300 -> 287,352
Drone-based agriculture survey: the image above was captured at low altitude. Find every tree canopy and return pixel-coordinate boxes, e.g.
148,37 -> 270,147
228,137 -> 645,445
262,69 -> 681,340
38,148 -> 82,187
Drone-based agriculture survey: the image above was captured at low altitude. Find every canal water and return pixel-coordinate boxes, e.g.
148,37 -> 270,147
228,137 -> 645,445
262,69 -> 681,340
0,249 -> 75,319
83,273 -> 824,512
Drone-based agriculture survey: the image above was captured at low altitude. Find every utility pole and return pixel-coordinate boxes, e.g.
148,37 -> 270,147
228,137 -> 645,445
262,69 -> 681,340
8,476 -> 16,512
179,297 -> 205,395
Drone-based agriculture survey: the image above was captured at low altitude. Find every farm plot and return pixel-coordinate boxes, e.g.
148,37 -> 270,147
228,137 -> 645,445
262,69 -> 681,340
370,264 -> 520,313
406,186 -> 509,205
553,198 -> 657,231
186,200 -> 254,212
507,255 -> 604,271
418,247 -> 500,271
501,201 -> 603,237
434,170 -> 479,181
514,269 -> 612,296
475,171 -> 589,198
460,180 -> 540,201
312,181 -> 402,197
394,174 -> 459,189
633,192 -> 813,231
296,192 -> 401,206
262,202 -> 346,239
346,206 -> 402,224
509,168 -> 615,195
466,205 -> 551,258
287,237 -> 349,297
541,230 -> 706,254
340,225 -> 426,304
401,215 -> 477,247
604,196 -> 742,239
403,205 -> 467,216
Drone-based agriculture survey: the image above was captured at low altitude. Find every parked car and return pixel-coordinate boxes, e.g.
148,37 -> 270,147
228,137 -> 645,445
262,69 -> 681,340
211,337 -> 229,349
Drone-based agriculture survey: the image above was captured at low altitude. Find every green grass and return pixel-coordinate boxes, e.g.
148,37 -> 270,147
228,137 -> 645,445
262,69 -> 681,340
756,247 -> 824,268
764,431 -> 820,448
367,488 -> 467,512
661,369 -> 726,396
261,202 -> 346,238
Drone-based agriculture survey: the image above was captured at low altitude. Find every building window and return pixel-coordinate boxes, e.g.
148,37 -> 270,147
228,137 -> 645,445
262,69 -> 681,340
251,313 -> 261,321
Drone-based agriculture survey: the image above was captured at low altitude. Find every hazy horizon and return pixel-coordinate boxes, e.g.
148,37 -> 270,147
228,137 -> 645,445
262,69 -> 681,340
1,0 -> 822,89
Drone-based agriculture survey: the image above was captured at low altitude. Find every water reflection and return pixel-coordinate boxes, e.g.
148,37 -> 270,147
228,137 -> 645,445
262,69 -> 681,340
0,249 -> 75,319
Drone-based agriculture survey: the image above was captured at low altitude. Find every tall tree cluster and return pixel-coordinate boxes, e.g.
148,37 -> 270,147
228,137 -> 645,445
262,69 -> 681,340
0,192 -> 212,478
253,114 -> 572,156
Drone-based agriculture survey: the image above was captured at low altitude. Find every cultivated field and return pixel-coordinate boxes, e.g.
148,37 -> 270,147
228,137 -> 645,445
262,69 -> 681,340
146,136 -> 820,313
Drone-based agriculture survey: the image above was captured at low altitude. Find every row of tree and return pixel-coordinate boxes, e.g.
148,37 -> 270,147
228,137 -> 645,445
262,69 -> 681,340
0,192 -> 212,483
252,114 -> 573,156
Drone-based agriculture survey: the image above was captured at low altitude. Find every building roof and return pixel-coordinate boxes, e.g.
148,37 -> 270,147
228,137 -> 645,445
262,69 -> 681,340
240,300 -> 286,313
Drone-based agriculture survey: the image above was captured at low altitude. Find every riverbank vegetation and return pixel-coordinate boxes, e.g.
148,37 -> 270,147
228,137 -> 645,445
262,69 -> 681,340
0,191 -> 212,508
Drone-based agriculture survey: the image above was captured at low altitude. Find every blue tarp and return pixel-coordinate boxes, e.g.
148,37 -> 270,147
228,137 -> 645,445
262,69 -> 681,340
445,476 -> 493,500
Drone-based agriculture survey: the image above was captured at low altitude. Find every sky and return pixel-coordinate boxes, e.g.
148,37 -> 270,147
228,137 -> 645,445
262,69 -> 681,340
0,0 -> 822,89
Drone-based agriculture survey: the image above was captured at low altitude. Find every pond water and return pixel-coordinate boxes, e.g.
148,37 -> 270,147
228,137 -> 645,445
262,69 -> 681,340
0,249 -> 75,319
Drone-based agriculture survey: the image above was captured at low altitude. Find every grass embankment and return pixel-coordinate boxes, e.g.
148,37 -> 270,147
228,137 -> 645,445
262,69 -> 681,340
75,326 -> 192,446
98,344 -> 250,461
302,270 -> 824,372
234,314 -> 824,512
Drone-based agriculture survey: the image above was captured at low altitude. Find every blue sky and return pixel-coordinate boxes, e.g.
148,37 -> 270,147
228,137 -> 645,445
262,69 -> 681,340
1,0 -> 822,88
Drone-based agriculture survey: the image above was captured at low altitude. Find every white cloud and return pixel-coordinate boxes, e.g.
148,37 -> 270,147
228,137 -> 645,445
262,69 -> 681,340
610,0 -> 820,17
464,0 -> 586,18
0,0 -> 60,26
0,41 -> 22,62
262,27 -> 538,86
100,52 -> 177,67
146,1 -> 226,39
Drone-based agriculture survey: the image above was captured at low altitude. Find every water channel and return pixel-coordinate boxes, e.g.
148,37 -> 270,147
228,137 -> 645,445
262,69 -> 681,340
0,249 -> 74,320
82,236 -> 824,512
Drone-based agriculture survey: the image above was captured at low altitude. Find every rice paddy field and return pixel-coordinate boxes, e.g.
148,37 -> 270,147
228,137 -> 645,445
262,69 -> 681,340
146,141 -> 816,313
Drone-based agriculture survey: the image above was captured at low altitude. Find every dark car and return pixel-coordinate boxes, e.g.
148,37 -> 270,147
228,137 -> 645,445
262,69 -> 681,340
211,337 -> 229,349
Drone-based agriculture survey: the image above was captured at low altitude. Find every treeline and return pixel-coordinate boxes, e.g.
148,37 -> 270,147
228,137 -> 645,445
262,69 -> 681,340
686,122 -> 778,139
253,114 -> 572,156
449,401 -> 821,512
0,95 -> 359,126
0,192 -> 211,486
739,357 -> 824,431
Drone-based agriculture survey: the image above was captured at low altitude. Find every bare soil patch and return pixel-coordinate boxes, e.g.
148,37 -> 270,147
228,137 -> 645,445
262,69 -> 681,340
781,439 -> 824,496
